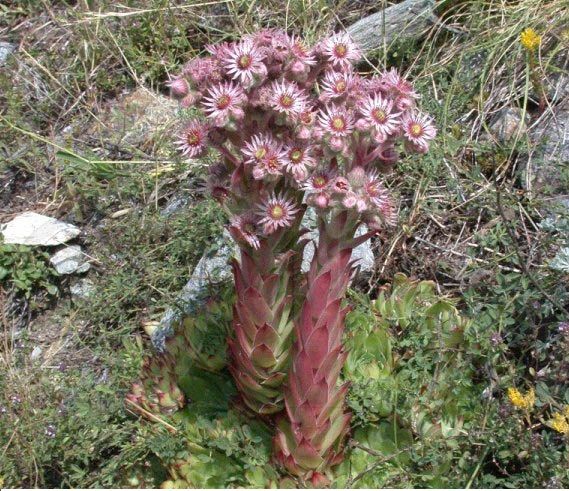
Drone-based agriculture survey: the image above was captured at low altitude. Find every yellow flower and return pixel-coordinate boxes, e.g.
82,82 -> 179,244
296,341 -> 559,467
520,28 -> 541,51
507,387 -> 535,410
549,412 -> 569,435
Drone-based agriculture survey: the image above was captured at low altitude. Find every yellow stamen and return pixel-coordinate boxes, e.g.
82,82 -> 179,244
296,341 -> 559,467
217,95 -> 231,109
332,117 -> 345,131
270,205 -> 284,219
334,44 -> 347,57
279,94 -> 294,108
238,54 -> 252,68
410,123 -> 423,137
372,108 -> 386,123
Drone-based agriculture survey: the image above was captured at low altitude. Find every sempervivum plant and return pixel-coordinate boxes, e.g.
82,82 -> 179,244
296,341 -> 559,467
169,29 -> 435,480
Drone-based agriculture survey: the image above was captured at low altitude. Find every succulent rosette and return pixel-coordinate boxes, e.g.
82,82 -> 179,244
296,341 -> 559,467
169,28 -> 435,480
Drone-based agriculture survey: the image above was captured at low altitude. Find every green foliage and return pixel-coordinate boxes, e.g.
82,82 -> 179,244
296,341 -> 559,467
77,198 -> 226,343
0,339 -> 150,488
0,243 -> 58,297
340,274 -> 485,487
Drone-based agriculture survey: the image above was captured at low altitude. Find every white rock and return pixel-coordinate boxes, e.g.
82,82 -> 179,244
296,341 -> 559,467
1,212 -> 81,246
30,346 -> 43,361
50,245 -> 90,275
0,42 -> 16,66
70,279 -> 96,299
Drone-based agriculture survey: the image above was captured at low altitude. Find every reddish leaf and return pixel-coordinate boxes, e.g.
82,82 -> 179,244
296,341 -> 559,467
243,286 -> 273,325
293,438 -> 324,469
305,377 -> 329,410
253,323 -> 279,348
251,343 -> 277,368
304,325 -> 329,366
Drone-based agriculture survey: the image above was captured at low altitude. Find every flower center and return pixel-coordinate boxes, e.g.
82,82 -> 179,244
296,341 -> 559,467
269,204 -> 284,219
334,43 -> 347,58
289,149 -> 303,163
187,131 -> 200,146
371,108 -> 387,123
266,156 -> 280,170
217,94 -> 231,110
279,94 -> 294,108
410,123 -> 423,137
243,222 -> 256,234
254,147 -> 267,160
331,116 -> 346,131
238,54 -> 252,69
335,80 -> 347,93
334,180 -> 348,192
313,176 -> 327,188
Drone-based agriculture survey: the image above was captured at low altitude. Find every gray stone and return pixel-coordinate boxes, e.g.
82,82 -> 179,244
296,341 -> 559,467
50,245 -> 90,275
161,194 -> 191,217
488,108 -> 529,143
0,42 -> 16,66
526,99 -> 569,195
347,0 -> 435,54
70,279 -> 96,300
152,230 -> 236,351
1,212 -> 81,246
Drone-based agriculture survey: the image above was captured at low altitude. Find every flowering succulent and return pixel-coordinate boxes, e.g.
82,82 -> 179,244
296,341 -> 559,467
170,28 -> 435,480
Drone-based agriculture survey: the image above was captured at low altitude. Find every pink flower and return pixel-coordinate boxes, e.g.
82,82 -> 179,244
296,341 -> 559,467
317,105 -> 354,138
205,42 -> 233,59
302,170 -> 334,207
222,39 -> 267,87
332,176 -> 350,194
296,109 -> 317,139
269,80 -> 308,117
364,171 -> 389,208
382,68 -> 418,110
319,71 -> 354,101
257,193 -> 299,234
321,32 -> 361,68
401,112 -> 436,152
242,134 -> 280,165
252,147 -> 286,180
202,82 -> 246,127
288,35 -> 316,66
358,94 -> 400,142
176,121 -> 209,157
230,212 -> 261,249
167,77 -> 189,99
302,171 -> 333,194
182,57 -> 222,88
286,35 -> 316,78
283,144 -> 316,181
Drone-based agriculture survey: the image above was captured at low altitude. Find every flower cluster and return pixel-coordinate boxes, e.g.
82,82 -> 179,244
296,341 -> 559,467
170,29 -> 435,249
507,387 -> 535,410
520,28 -> 541,52
549,408 -> 569,435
